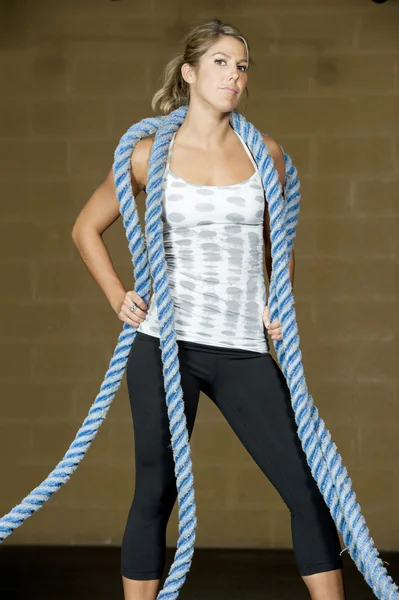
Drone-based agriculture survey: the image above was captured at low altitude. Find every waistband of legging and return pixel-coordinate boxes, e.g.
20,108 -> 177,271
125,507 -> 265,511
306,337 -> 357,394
135,330 -> 268,357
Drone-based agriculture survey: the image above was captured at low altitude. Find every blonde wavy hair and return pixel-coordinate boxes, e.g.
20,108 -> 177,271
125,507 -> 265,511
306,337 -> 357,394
151,19 -> 253,115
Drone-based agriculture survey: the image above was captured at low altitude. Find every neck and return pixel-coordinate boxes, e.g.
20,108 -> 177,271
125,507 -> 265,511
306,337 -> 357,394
176,102 -> 234,150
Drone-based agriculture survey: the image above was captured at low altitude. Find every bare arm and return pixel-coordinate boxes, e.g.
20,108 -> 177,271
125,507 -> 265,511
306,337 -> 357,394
71,136 -> 154,325
262,134 -> 295,289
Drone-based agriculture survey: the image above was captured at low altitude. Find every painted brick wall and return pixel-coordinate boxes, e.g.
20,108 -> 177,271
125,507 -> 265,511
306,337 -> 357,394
0,0 -> 398,550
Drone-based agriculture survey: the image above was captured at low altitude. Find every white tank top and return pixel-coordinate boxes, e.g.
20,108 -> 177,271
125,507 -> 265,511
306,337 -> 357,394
138,129 -> 270,354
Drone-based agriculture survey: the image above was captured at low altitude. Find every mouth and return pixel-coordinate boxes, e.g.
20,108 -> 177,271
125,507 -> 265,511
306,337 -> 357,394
220,87 -> 238,95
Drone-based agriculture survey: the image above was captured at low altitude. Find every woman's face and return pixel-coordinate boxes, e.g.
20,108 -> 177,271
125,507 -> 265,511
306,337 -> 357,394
184,35 -> 249,113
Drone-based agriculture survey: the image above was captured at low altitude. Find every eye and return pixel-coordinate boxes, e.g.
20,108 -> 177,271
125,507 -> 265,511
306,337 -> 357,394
214,59 -> 248,73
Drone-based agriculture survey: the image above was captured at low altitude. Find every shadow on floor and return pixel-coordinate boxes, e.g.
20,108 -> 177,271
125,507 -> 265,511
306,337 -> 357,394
0,546 -> 398,599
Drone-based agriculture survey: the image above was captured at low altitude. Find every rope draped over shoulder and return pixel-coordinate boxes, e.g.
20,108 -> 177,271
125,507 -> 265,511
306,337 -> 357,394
0,106 -> 397,600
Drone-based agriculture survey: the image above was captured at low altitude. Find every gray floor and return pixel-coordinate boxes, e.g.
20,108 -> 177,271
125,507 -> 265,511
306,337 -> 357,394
0,546 -> 398,599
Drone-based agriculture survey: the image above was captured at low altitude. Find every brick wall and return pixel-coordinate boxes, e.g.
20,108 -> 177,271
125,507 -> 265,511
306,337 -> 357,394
0,0 -> 398,550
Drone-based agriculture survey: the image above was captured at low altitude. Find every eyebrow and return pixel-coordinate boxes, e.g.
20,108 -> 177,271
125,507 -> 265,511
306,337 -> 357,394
211,51 -> 248,63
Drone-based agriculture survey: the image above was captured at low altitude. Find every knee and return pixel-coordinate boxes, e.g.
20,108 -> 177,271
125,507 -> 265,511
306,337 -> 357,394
133,479 -> 177,522
289,483 -> 329,520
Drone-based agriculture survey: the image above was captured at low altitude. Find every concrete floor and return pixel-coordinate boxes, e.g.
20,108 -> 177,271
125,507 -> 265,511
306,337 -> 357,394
0,546 -> 398,599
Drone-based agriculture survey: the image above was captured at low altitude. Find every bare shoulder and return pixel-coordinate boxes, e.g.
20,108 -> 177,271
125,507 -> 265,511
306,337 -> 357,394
262,134 -> 285,187
130,134 -> 155,191
262,134 -> 282,158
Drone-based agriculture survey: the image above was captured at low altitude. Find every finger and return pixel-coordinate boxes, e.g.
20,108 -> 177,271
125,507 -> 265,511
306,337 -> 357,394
272,325 -> 282,335
118,311 -> 139,326
119,315 -> 139,327
119,302 -> 144,324
127,299 -> 147,316
126,291 -> 148,313
125,297 -> 147,317
119,307 -> 141,325
122,305 -> 146,324
271,325 -> 283,338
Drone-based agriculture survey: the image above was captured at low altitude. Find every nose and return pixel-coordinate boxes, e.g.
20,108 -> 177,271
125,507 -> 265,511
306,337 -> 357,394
228,68 -> 240,82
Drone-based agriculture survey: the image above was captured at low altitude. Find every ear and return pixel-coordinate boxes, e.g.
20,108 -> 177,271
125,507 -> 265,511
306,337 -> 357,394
181,63 -> 193,85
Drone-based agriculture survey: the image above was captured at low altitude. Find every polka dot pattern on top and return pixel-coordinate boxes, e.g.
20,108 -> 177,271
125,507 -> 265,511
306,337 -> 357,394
138,129 -> 269,354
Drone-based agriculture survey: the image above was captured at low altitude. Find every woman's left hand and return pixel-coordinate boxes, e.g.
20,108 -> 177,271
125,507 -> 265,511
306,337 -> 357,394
263,305 -> 283,340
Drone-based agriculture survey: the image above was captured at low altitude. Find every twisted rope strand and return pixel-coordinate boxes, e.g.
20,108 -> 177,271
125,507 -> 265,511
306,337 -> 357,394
232,116 -> 397,598
0,106 -> 397,600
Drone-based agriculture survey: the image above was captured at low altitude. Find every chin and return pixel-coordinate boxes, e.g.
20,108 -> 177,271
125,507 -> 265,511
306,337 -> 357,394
210,97 -> 240,114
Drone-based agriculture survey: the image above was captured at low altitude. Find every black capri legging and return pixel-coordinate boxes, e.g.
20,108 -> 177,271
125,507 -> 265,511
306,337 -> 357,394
121,331 -> 343,580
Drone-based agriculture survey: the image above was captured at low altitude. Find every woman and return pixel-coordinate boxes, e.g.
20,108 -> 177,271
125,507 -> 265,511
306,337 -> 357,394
72,19 -> 346,600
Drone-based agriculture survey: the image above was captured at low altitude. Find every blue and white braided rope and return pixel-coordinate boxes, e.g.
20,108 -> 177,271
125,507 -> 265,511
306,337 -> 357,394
0,106 -> 397,600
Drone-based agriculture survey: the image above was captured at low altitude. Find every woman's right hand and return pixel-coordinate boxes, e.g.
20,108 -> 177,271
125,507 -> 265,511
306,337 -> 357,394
115,290 -> 151,327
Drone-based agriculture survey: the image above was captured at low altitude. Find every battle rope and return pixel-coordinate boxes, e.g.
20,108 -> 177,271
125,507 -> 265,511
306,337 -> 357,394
0,106 -> 397,600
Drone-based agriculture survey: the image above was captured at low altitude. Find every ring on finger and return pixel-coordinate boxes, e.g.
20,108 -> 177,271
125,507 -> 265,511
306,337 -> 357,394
130,303 -> 138,313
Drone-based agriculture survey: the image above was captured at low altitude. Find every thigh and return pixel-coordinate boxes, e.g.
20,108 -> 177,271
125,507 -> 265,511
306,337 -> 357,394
126,332 -> 201,480
209,351 -> 322,513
